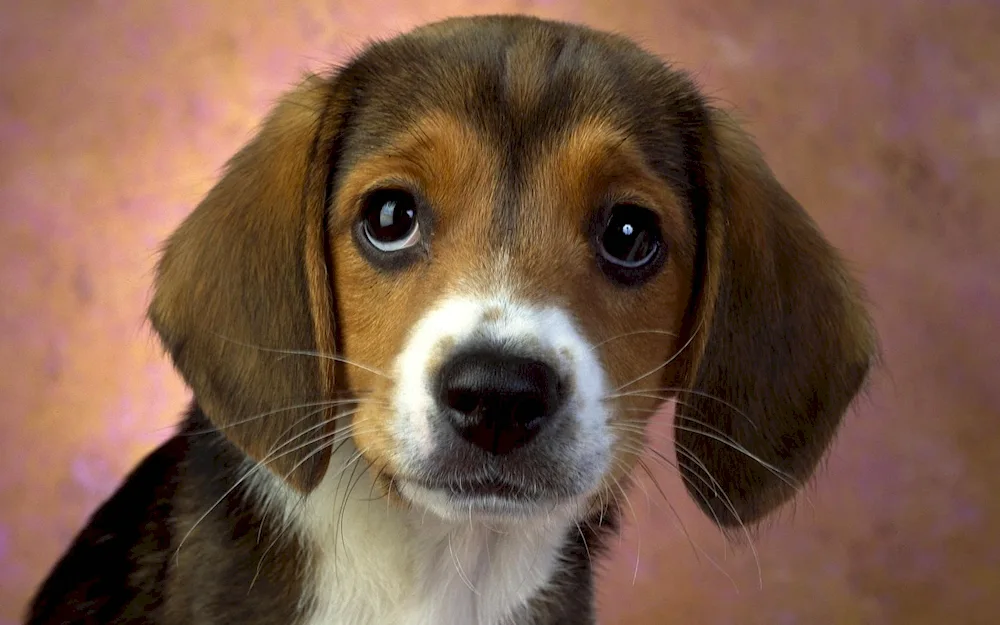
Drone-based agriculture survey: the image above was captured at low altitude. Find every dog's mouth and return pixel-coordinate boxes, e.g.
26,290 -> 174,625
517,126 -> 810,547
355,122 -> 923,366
413,476 -> 537,500
396,470 -> 587,522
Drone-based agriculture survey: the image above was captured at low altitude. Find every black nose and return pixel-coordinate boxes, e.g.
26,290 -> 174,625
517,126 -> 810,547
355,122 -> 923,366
437,350 -> 565,455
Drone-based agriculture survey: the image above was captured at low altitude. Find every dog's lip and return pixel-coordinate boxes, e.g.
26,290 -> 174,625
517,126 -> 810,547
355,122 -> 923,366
397,474 -> 590,524
409,476 -> 533,500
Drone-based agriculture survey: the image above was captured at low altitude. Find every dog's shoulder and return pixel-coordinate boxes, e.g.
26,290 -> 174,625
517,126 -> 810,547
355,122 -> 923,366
25,434 -> 187,624
26,408 -> 310,625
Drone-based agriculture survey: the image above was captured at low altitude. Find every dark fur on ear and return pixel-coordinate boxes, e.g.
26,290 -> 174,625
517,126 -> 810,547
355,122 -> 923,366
148,75 -> 348,493
674,109 -> 877,528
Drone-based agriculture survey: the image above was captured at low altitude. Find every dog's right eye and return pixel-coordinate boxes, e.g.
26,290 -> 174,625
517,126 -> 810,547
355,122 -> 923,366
361,189 -> 421,252
593,203 -> 667,287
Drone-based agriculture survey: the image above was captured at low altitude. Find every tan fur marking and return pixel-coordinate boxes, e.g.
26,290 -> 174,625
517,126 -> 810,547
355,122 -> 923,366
482,307 -> 503,323
424,336 -> 458,381
504,31 -> 552,113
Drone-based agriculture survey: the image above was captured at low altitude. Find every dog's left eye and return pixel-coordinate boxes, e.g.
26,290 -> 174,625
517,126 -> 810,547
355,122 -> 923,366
599,204 -> 662,268
361,189 -> 421,252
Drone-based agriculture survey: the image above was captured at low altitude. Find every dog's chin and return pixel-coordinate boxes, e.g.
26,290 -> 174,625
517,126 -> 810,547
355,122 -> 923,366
397,479 -> 589,525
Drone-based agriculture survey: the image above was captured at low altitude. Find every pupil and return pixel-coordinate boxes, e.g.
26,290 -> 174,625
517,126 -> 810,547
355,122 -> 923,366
606,215 -> 648,261
601,205 -> 660,267
366,191 -> 415,242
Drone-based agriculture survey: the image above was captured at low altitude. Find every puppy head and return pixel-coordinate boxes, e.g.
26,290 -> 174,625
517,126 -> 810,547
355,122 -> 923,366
149,16 -> 876,528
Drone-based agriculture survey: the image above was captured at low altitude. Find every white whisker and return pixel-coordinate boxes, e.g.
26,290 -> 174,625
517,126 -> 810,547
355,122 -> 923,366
214,333 -> 392,380
591,328 -> 679,350
613,321 -> 702,393
175,409 -> 361,566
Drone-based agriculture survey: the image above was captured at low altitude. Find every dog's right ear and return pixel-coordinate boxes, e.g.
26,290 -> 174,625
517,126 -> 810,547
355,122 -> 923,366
671,109 -> 877,528
149,74 -> 351,493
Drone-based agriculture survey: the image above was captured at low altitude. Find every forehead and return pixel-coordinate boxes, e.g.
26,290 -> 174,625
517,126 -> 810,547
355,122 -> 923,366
335,16 -> 709,200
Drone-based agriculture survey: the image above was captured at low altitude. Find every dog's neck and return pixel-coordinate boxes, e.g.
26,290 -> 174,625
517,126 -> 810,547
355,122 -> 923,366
245,438 -> 576,625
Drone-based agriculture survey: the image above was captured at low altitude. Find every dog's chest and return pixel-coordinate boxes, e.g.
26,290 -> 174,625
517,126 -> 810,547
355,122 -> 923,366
286,459 -> 570,625
302,526 -> 564,625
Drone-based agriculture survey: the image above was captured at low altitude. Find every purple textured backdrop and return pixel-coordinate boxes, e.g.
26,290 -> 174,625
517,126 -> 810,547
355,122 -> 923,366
2,1 -> 999,623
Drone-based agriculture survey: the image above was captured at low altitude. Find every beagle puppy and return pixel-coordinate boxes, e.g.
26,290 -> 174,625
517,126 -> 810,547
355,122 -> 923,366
26,15 -> 877,625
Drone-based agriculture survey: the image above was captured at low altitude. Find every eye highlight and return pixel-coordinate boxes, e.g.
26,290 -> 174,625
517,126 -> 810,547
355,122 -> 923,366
361,188 -> 421,252
594,203 -> 667,285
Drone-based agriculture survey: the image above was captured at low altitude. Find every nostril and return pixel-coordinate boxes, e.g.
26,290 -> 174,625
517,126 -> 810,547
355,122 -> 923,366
446,388 -> 482,417
509,396 -> 548,430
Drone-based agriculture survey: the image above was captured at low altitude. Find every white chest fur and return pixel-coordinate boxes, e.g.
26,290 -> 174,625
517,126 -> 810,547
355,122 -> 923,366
256,446 -> 572,625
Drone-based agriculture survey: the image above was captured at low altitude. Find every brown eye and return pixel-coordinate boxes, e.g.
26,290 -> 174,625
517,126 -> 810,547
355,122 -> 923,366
599,204 -> 662,268
362,189 -> 421,252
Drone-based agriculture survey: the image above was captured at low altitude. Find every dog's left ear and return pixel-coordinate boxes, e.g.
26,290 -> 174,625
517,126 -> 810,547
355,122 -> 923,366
673,109 -> 878,527
149,75 -> 348,493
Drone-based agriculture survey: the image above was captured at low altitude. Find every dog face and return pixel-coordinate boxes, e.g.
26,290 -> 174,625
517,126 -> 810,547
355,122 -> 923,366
149,16 -> 875,529
329,47 -> 701,523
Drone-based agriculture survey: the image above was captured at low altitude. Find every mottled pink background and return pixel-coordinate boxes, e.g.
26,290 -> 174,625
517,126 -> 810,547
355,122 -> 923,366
2,1 -> 999,623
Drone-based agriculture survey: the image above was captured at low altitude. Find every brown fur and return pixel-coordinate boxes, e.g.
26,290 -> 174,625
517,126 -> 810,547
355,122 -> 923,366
668,110 -> 877,525
147,76 -> 345,493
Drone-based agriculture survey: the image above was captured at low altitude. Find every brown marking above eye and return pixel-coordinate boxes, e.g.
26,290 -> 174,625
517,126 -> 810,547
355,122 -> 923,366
508,114 -> 695,301
544,116 -> 691,244
330,110 -> 498,235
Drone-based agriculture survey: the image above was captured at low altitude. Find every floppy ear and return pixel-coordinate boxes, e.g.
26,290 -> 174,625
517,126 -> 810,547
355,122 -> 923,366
149,75 -> 348,493
674,110 -> 877,527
